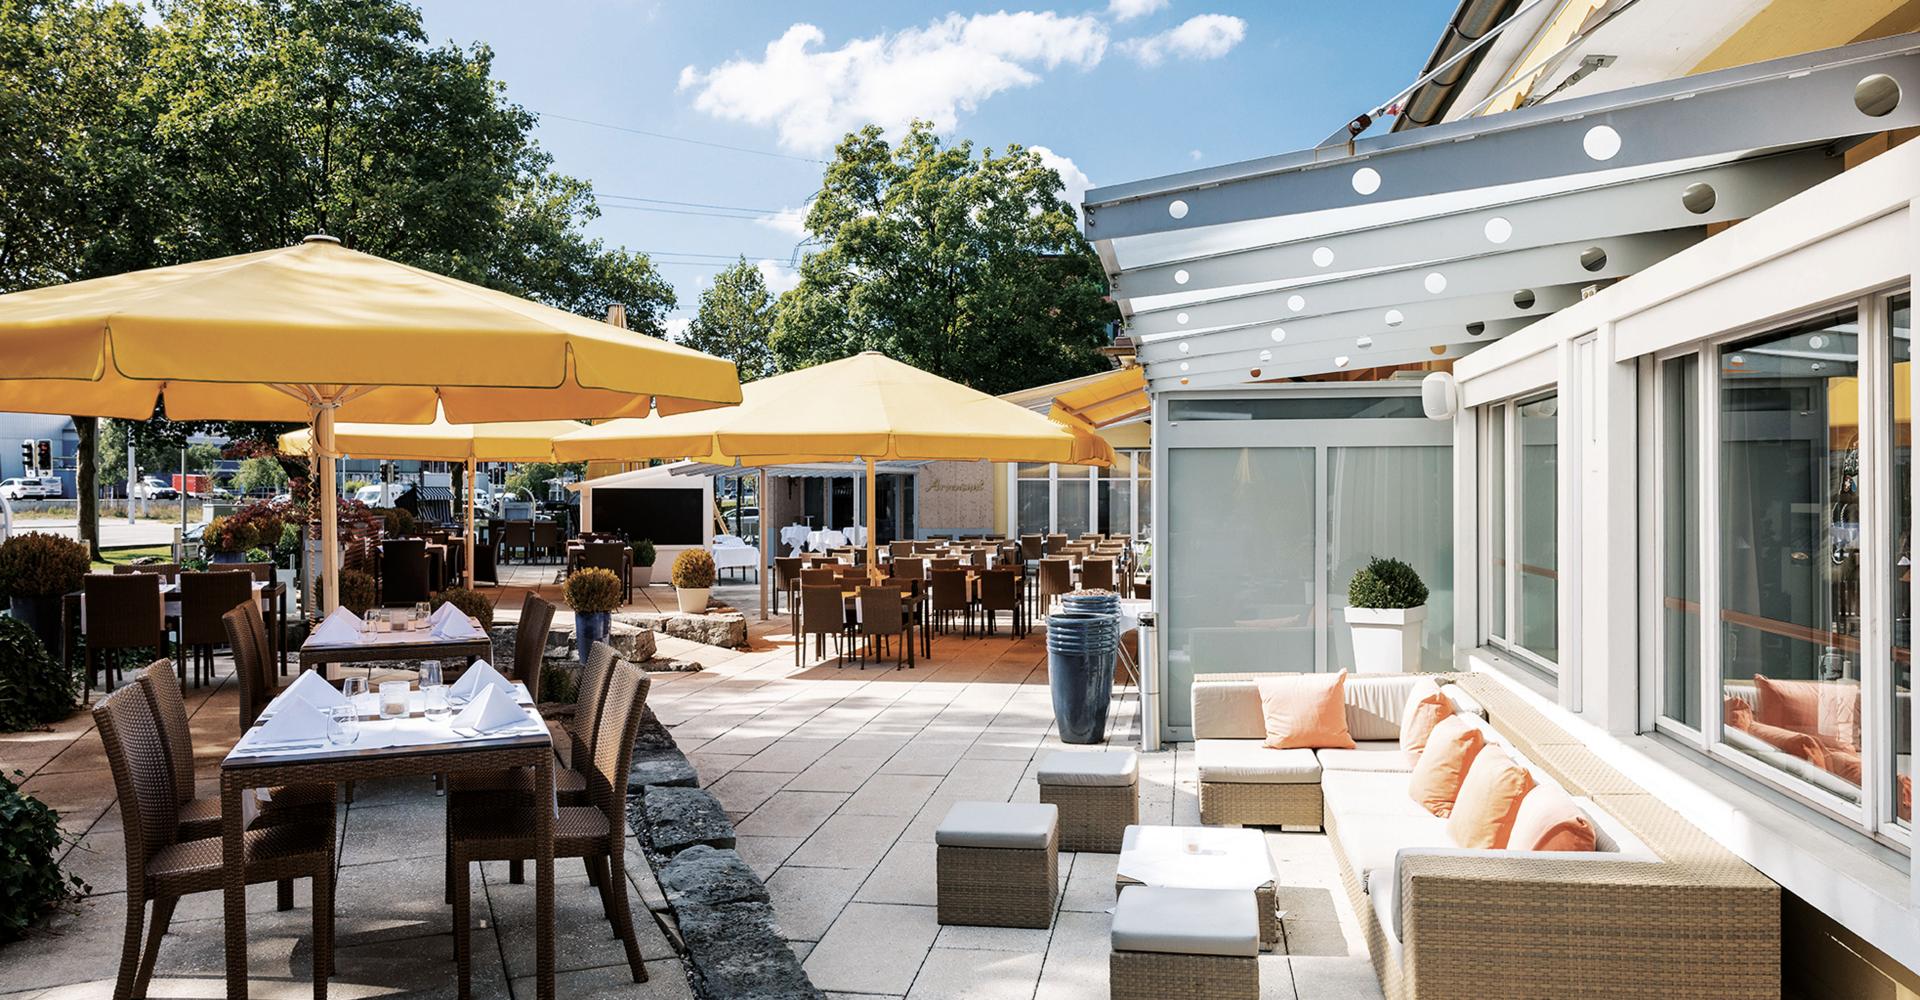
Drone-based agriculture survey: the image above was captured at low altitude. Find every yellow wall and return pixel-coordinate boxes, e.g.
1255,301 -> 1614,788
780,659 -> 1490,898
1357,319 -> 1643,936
1692,0 -> 1920,75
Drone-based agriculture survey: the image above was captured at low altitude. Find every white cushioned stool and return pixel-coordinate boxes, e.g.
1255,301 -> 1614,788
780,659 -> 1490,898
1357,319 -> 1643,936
935,801 -> 1059,927
1036,749 -> 1139,853
1110,885 -> 1259,1000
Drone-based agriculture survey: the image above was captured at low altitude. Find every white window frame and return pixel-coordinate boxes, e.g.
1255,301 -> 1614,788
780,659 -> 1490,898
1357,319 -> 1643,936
1644,289 -> 1913,848
1007,453 -> 1151,540
1480,393 -> 1560,676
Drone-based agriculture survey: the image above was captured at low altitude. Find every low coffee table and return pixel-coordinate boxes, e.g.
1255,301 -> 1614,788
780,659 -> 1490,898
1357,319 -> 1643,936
1114,824 -> 1281,952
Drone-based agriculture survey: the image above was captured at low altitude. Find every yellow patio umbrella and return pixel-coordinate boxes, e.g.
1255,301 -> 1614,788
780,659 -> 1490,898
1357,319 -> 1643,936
553,352 -> 1115,612
278,407 -> 584,588
1049,365 -> 1150,430
0,235 -> 741,611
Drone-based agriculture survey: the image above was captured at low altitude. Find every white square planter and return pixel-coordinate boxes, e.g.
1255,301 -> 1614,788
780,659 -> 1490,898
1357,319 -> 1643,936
1343,605 -> 1426,673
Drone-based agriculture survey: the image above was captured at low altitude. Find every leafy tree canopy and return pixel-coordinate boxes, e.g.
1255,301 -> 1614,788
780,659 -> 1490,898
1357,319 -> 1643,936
683,257 -> 778,382
771,121 -> 1117,396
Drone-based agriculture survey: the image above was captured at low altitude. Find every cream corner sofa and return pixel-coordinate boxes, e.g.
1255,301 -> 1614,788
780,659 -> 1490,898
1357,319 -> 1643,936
1187,672 -> 1782,1000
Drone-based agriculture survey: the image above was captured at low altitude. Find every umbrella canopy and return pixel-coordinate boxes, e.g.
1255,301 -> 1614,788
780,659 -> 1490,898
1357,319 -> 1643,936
278,407 -> 583,589
552,352 -> 1115,467
1048,365 -> 1150,430
554,352 -> 1114,576
0,235 -> 743,611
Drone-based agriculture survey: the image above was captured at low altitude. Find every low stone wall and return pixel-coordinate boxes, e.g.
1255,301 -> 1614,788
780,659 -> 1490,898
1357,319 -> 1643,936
615,610 -> 748,649
626,704 -> 821,999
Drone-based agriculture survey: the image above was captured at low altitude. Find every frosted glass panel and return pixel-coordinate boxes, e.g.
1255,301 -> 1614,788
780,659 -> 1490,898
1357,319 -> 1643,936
1164,447 -> 1316,728
1057,467 -> 1092,537
1516,394 -> 1558,663
1326,446 -> 1453,671
1016,463 -> 1049,535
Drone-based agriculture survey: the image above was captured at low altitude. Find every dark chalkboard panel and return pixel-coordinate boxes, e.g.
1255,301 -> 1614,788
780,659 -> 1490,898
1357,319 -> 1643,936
590,487 -> 704,545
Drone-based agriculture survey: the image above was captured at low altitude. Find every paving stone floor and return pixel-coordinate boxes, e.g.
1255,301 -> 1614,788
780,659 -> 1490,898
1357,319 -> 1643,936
0,595 -> 1388,1000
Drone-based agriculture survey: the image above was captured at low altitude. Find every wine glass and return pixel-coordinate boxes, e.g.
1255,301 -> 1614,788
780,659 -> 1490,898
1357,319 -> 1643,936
341,675 -> 368,717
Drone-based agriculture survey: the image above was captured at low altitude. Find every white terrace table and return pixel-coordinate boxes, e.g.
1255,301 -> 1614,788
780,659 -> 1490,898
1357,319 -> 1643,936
299,617 -> 493,681
220,680 -> 558,999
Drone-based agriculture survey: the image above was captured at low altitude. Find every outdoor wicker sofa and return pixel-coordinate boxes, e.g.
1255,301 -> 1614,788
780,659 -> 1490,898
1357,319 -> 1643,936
1188,672 -> 1782,999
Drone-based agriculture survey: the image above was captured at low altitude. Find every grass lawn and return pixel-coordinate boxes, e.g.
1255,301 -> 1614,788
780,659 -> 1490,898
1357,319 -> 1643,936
91,545 -> 175,571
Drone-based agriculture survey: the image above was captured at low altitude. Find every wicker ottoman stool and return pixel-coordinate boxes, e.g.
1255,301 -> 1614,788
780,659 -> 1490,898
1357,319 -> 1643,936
935,801 -> 1059,928
1115,825 -> 1281,951
1036,749 -> 1139,853
1110,885 -> 1260,1000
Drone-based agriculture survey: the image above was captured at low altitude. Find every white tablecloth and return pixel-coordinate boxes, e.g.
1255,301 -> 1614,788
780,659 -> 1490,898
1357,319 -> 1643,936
242,682 -> 541,755
712,540 -> 760,573
808,529 -> 848,553
1115,825 -> 1276,891
779,524 -> 811,556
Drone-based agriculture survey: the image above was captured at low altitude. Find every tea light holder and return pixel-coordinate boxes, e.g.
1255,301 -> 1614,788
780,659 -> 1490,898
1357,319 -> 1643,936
378,680 -> 410,719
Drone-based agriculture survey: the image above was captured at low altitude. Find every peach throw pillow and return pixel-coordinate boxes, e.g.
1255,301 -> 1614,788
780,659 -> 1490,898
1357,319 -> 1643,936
1255,672 -> 1356,749
1447,747 -> 1536,849
1753,675 -> 1860,751
1406,715 -> 1485,817
1508,782 -> 1596,852
1398,678 -> 1453,754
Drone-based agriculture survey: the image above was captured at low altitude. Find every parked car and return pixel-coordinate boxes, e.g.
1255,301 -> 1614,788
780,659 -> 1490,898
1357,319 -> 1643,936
129,476 -> 179,500
33,476 -> 64,499
0,478 -> 37,500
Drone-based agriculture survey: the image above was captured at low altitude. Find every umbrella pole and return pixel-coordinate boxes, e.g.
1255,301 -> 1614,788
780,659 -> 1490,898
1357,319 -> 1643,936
313,404 -> 341,615
865,458 -> 878,583
465,456 -> 477,589
758,468 -> 769,622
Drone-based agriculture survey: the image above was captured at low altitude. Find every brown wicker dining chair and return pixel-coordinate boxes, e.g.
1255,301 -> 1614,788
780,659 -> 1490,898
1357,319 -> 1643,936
500,520 -> 533,564
979,569 -> 1022,637
1080,556 -> 1116,593
1038,557 -> 1074,611
799,583 -> 850,667
581,541 -> 632,604
929,569 -> 973,637
177,570 -> 253,689
773,556 -> 804,615
114,562 -> 181,583
1043,533 -> 1069,555
379,538 -> 431,607
854,585 -> 911,670
83,572 -> 169,698
507,592 -> 555,703
893,556 -> 927,581
449,661 -> 653,998
94,678 -> 336,1000
532,520 -> 560,563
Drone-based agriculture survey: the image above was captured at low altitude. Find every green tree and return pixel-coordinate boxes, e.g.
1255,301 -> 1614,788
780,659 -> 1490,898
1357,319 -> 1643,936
503,462 -> 583,503
96,419 -> 181,487
771,122 -> 1116,395
231,457 -> 289,495
683,258 -> 778,381
0,0 -> 679,534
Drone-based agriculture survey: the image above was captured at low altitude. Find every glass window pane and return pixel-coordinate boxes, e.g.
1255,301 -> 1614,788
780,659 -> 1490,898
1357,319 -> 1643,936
1098,454 -> 1134,536
1662,357 -> 1702,728
1136,449 -> 1153,541
1327,446 -> 1453,670
1057,466 -> 1091,538
1164,447 -> 1316,729
1516,394 -> 1558,664
1168,396 -> 1428,421
1719,312 -> 1861,804
1016,463 -> 1049,535
1485,407 -> 1507,641
1891,294 -> 1912,827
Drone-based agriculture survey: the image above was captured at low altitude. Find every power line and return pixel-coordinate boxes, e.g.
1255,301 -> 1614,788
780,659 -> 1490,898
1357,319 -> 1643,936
596,192 -> 786,215
535,110 -> 828,165
598,203 -> 778,222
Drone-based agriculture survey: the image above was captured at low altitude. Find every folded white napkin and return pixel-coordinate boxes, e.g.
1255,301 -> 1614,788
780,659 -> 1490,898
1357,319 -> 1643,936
449,684 -> 530,736
448,659 -> 511,702
427,601 -> 460,625
310,606 -> 364,645
432,613 -> 482,639
251,698 -> 330,747
282,669 -> 348,710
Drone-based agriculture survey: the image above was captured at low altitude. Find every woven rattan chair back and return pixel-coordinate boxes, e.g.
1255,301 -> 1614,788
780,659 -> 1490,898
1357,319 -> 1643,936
570,641 -> 620,757
1043,533 -> 1068,555
888,540 -> 915,561
579,541 -> 622,575
1080,557 -> 1116,592
1019,535 -> 1044,561
233,561 -> 275,584
501,520 -> 532,557
800,567 -> 839,588
928,557 -> 959,573
587,662 -> 651,818
1038,557 -> 1073,604
775,557 -> 803,587
93,680 -> 179,874
857,586 -> 905,639
222,604 -> 275,730
379,538 -> 430,606
980,569 -> 1020,612
178,570 -> 253,647
139,660 -> 197,802
513,593 -> 555,701
930,569 -> 970,613
532,521 -> 559,558
115,562 -> 180,583
801,584 -> 846,637
84,572 -> 166,650
893,557 -> 927,580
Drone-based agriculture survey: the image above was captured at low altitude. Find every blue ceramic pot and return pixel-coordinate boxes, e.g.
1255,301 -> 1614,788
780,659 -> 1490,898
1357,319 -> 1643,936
210,551 -> 245,564
1046,611 -> 1119,744
575,611 -> 611,664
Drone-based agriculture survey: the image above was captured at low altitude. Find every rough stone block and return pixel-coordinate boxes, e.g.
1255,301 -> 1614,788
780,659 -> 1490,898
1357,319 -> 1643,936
629,746 -> 699,792
676,899 -> 823,1000
657,846 -> 769,907
636,786 -> 737,854
614,610 -> 749,649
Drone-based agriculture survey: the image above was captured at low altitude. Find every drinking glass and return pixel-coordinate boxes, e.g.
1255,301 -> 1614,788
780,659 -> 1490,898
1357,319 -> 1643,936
420,661 -> 450,718
378,680 -> 409,719
341,675 -> 368,716
414,601 -> 431,623
327,703 -> 358,746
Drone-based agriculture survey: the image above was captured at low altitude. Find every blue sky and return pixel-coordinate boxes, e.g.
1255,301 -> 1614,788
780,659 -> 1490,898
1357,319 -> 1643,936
409,0 -> 1459,335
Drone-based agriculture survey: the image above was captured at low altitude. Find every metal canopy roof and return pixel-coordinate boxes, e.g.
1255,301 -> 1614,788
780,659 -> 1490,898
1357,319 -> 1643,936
1085,34 -> 1920,390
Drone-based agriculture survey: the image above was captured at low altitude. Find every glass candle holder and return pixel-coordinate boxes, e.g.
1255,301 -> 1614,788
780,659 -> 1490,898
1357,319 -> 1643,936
378,680 -> 409,719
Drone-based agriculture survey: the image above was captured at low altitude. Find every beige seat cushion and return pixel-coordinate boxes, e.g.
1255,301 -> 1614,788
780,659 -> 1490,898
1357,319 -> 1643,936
1037,749 -> 1138,787
1316,741 -> 1417,772
1343,674 -> 1423,741
935,801 -> 1058,849
1194,739 -> 1321,784
1112,885 -> 1261,958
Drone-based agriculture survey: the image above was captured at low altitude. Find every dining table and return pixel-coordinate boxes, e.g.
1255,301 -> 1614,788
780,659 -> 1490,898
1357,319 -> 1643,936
299,616 -> 494,681
220,679 -> 557,999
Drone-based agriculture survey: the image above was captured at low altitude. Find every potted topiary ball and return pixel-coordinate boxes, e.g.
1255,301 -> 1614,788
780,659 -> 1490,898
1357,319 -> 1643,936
563,568 -> 622,664
670,548 -> 715,615
1344,556 -> 1429,673
0,533 -> 89,655
632,538 -> 657,588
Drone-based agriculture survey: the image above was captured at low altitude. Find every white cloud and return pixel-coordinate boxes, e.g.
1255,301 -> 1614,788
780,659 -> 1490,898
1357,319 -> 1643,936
1189,148 -> 1203,161
755,259 -> 802,295
663,314 -> 691,342
1107,0 -> 1168,21
1121,13 -> 1246,67
757,204 -> 811,238
679,13 -> 1108,153
1030,145 -> 1093,222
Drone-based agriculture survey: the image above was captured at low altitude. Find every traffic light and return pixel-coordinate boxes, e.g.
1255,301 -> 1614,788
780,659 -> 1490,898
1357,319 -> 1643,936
18,442 -> 30,475
36,440 -> 51,473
